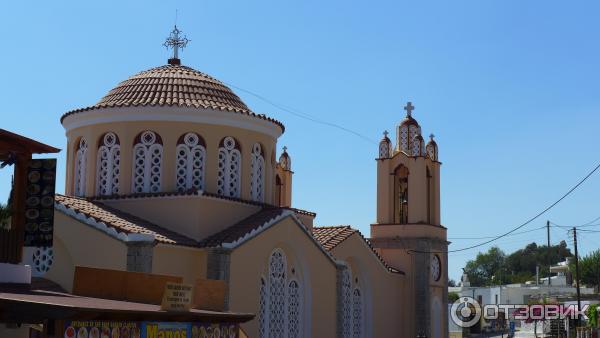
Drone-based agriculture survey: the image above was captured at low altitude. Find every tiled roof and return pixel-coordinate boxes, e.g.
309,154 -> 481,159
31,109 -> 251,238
198,208 -> 290,248
313,226 -> 403,275
55,194 -> 197,247
312,226 -> 358,251
60,64 -> 284,132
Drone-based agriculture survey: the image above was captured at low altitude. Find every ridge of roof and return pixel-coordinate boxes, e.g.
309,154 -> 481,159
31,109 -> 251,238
198,208 -> 291,248
313,225 -> 404,275
91,190 -> 316,217
54,194 -> 198,247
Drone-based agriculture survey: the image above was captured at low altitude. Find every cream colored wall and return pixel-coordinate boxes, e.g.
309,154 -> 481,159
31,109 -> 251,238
152,244 -> 207,284
376,152 -> 441,226
64,116 -> 280,204
101,195 -> 261,241
228,217 -> 338,338
329,234 -> 407,338
45,212 -> 128,292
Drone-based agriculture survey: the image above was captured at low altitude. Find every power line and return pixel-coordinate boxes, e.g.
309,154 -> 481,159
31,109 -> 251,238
448,225 -> 545,240
223,81 -> 379,145
410,160 -> 600,254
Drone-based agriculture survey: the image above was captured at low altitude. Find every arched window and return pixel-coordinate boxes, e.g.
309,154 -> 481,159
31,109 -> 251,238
394,165 -> 409,224
74,137 -> 88,196
258,249 -> 304,338
96,132 -> 120,196
352,288 -> 363,338
341,267 -> 364,338
412,135 -> 425,157
427,167 -> 432,224
176,132 -> 206,192
259,277 -> 268,338
132,130 -> 163,193
287,280 -> 301,338
250,143 -> 265,202
275,175 -> 283,206
342,268 -> 353,338
217,136 -> 241,198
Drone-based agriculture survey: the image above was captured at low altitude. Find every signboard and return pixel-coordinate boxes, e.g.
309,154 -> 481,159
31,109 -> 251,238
24,158 -> 56,247
142,322 -> 239,338
64,321 -> 238,338
161,282 -> 193,312
63,321 -> 141,338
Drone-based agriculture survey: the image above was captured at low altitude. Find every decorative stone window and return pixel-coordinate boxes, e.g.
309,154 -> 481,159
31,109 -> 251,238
398,124 -> 421,154
32,247 -> 53,276
258,248 -> 304,338
426,134 -> 438,161
412,134 -> 425,157
217,136 -> 241,198
96,132 -> 120,196
74,137 -> 88,197
132,130 -> 163,193
342,267 -> 363,338
352,288 -> 363,338
176,132 -> 206,192
250,143 -> 265,202
378,131 -> 392,159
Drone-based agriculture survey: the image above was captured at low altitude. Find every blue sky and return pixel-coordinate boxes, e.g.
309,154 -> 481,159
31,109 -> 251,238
1,0 -> 599,281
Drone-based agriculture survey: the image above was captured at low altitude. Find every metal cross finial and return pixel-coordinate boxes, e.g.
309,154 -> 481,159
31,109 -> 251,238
283,146 -> 288,153
164,25 -> 190,63
429,133 -> 435,140
383,130 -> 389,138
404,101 -> 415,117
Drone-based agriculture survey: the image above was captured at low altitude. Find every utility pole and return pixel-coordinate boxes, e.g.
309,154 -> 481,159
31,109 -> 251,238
547,220 -> 552,286
573,227 -> 582,327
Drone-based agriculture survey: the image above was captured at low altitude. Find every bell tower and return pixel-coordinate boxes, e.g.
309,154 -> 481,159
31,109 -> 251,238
370,102 -> 448,338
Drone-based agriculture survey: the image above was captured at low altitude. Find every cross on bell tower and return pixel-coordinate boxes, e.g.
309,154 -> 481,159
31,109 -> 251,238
404,101 -> 415,117
164,25 -> 190,65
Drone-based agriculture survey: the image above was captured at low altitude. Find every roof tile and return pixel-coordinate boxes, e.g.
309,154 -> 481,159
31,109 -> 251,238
60,64 -> 285,132
55,194 -> 197,247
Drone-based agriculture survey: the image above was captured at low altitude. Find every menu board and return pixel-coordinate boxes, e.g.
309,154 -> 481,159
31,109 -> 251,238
24,158 -> 56,247
63,321 -> 141,338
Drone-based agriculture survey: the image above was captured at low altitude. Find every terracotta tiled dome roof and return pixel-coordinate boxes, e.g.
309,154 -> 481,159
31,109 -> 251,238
61,64 -> 284,131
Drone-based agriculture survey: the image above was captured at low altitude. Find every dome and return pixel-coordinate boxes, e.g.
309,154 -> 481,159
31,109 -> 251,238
61,64 -> 284,131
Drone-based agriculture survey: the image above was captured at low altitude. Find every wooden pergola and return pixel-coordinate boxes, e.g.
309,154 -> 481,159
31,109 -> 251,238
0,129 -> 60,263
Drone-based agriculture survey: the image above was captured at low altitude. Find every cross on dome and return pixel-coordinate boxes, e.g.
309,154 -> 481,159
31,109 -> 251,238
164,25 -> 190,65
283,146 -> 288,153
404,102 -> 415,117
383,130 -> 389,138
429,133 -> 435,140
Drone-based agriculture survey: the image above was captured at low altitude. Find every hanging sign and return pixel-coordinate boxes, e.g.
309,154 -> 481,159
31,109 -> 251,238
160,282 -> 193,312
24,158 -> 56,247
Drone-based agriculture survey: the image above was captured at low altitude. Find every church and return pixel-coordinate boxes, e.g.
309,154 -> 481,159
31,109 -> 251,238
30,27 -> 449,337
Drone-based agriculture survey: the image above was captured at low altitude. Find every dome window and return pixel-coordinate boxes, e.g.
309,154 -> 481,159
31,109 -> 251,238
217,136 -> 242,198
250,143 -> 265,202
74,137 -> 88,197
176,132 -> 206,192
132,131 -> 163,193
96,132 -> 121,196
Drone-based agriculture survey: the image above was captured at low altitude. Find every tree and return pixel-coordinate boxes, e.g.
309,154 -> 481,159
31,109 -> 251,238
448,279 -> 456,287
463,246 -> 507,286
462,242 -> 573,286
0,203 -> 10,230
571,250 -> 600,287
448,292 -> 459,303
